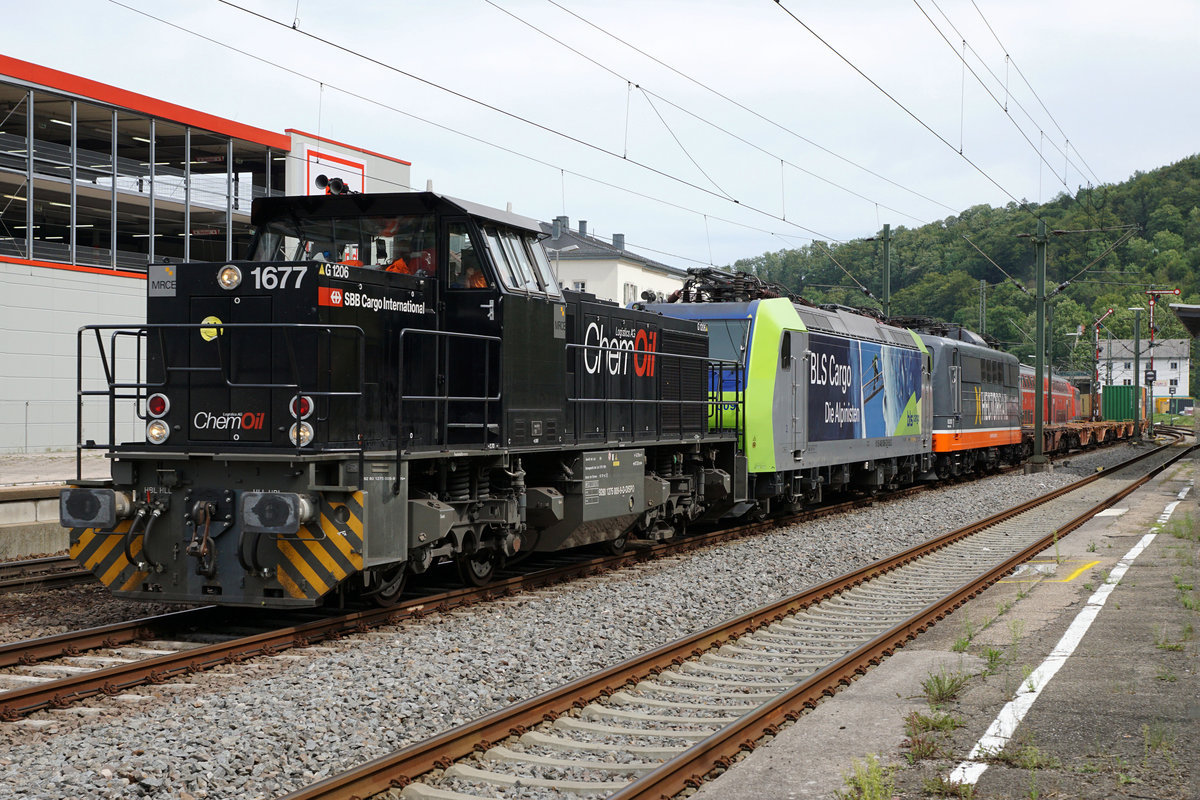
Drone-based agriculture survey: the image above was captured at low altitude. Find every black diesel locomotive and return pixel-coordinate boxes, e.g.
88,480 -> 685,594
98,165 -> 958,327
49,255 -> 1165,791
62,190 -> 1028,610
61,192 -> 741,607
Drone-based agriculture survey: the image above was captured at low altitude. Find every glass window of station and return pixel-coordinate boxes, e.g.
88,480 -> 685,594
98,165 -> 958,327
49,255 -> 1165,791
0,83 -> 286,270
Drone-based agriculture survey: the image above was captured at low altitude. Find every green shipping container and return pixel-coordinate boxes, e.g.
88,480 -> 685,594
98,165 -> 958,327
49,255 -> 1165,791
1101,385 -> 1147,422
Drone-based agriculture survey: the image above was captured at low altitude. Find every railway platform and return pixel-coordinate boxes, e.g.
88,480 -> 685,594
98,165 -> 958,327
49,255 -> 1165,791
0,451 -> 107,558
693,445 -> 1198,800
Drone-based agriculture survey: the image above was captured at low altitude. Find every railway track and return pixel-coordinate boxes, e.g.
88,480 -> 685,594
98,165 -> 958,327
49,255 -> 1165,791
274,437 -> 1191,800
0,485 -> 909,721
0,555 -> 92,594
0,434 -> 1164,722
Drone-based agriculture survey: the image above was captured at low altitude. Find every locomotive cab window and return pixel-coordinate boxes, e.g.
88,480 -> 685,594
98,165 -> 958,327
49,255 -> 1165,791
481,225 -> 560,296
250,213 -> 437,274
448,223 -> 488,289
527,238 -> 561,297
500,231 -> 540,291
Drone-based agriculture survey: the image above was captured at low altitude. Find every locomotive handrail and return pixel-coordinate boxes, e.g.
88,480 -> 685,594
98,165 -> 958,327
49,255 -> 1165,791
74,323 -> 367,480
565,341 -> 744,443
397,328 -> 502,454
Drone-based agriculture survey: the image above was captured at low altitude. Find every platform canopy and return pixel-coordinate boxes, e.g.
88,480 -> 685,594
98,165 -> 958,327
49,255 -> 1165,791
1169,304 -> 1200,338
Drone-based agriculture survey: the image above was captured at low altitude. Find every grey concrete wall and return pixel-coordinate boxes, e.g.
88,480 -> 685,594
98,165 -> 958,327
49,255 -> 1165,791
0,261 -> 145,453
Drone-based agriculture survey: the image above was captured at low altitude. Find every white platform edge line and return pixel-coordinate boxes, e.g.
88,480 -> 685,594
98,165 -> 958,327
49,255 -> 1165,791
948,482 -> 1191,785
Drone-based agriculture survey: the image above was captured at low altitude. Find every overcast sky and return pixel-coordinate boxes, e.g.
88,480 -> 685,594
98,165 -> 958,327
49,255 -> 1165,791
8,0 -> 1200,269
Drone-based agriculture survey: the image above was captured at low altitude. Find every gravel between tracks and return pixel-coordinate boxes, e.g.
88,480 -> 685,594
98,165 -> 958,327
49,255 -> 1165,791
0,444 -> 1147,799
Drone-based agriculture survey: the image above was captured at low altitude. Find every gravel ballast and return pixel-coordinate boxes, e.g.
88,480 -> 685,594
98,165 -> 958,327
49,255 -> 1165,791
0,444 -> 1150,799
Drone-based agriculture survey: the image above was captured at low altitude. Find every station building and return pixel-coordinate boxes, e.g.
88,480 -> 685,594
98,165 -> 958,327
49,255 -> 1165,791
543,215 -> 687,304
1099,338 -> 1191,398
0,54 -> 411,453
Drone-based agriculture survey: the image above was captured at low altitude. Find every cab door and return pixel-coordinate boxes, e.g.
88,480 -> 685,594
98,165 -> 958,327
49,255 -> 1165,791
436,217 -> 502,447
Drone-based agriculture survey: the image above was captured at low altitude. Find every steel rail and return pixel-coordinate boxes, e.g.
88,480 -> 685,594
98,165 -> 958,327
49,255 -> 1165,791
610,441 -> 1192,800
0,607 -> 220,670
0,435 -> 1160,722
277,438 -> 1189,800
0,555 -> 93,593
0,481 -> 930,719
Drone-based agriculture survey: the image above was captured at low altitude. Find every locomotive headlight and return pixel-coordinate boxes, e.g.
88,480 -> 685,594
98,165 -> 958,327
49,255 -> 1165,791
146,419 -> 170,444
217,264 -> 242,290
289,421 -> 314,447
147,393 -> 170,418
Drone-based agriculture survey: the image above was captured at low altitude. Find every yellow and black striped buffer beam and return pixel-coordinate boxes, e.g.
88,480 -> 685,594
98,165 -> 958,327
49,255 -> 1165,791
276,492 -> 365,600
69,520 -> 150,593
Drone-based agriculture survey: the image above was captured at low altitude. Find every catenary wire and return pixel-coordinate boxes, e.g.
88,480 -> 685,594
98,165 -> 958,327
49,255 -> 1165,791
485,0 -> 932,225
104,0 -> 840,267
207,0 -> 846,245
969,0 -> 1102,185
925,0 -> 1092,187
915,0 -> 1075,194
541,0 -> 960,216
772,0 -> 1041,224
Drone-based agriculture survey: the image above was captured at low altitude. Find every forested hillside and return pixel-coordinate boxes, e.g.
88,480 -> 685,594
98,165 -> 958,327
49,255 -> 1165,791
731,154 -> 1200,392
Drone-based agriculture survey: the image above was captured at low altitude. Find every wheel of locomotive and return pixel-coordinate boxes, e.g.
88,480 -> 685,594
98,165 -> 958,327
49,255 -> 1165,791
602,534 -> 628,556
456,549 -> 498,586
366,563 -> 408,607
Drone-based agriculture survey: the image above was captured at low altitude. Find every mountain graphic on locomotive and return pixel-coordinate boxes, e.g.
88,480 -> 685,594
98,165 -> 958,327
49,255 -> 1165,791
61,189 -> 1031,610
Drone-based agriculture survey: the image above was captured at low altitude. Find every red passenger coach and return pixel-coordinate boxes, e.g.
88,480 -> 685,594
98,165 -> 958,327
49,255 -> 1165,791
1019,365 -> 1078,424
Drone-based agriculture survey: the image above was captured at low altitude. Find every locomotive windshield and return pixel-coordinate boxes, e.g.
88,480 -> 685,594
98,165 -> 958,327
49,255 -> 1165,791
706,319 -> 750,363
250,213 -> 438,273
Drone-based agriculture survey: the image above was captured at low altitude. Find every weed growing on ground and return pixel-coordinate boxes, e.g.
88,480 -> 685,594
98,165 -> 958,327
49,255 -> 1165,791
922,668 -> 970,706
1087,540 -> 1097,552
834,754 -> 894,800
1156,667 -> 1178,682
1006,618 -> 1024,664
1142,721 -> 1174,765
982,647 -> 1005,676
1168,542 -> 1196,568
1020,663 -> 1036,692
902,732 -> 941,763
1153,624 -> 1184,651
985,743 -> 1061,770
904,710 -> 964,736
922,775 -> 974,798
1166,514 -> 1197,542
